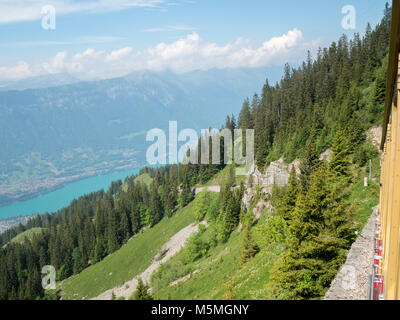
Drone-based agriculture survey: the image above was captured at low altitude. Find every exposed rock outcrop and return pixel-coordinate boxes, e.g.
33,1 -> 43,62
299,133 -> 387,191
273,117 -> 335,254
367,126 -> 382,150
319,148 -> 332,162
248,157 -> 300,188
242,150 -> 330,218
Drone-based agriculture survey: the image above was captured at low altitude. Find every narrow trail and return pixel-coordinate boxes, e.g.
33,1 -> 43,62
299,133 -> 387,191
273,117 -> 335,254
91,221 -> 207,300
193,185 -> 221,195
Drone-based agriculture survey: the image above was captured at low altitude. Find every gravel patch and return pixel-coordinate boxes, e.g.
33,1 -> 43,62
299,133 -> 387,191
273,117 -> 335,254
193,186 -> 221,195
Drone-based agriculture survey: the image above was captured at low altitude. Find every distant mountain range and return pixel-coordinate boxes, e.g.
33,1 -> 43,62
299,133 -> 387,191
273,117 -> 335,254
0,74 -> 80,92
0,67 -> 282,206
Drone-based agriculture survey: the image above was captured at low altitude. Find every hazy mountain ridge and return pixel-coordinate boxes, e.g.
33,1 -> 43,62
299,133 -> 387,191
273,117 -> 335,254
0,74 -> 80,92
0,67 -> 279,207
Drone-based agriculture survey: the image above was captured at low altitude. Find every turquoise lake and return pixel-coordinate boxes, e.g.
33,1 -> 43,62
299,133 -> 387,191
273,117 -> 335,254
0,168 -> 142,221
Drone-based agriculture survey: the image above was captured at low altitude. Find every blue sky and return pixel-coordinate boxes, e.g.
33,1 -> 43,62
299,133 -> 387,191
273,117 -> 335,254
0,0 -> 389,81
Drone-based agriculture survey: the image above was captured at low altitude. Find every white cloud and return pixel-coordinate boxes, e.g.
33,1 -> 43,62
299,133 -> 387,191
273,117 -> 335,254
0,0 -> 164,24
0,29 -> 320,81
106,47 -> 133,62
0,61 -> 33,80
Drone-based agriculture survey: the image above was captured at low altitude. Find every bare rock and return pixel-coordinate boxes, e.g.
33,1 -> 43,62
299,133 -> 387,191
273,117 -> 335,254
323,206 -> 377,300
319,148 -> 332,162
367,126 -> 382,150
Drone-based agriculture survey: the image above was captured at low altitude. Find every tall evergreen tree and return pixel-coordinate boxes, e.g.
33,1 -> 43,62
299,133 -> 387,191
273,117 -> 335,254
278,167 -> 300,222
149,184 -> 164,225
131,278 -> 153,300
240,224 -> 259,265
330,127 -> 351,178
270,162 -> 355,299
298,133 -> 319,192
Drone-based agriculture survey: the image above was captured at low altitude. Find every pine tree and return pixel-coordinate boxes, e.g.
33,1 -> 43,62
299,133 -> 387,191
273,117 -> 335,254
270,162 -> 356,299
180,177 -> 194,207
93,237 -> 107,263
238,102 -> 250,158
238,98 -> 252,129
26,269 -> 42,300
149,184 -> 164,225
72,247 -> 84,274
131,278 -> 153,300
119,210 -> 131,243
278,167 -> 300,222
240,224 -> 259,265
106,212 -> 120,254
222,189 -> 241,236
298,133 -> 319,192
371,68 -> 386,115
330,127 -> 351,178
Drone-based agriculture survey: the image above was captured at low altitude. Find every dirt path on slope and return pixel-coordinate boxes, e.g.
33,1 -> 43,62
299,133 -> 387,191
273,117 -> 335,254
92,221 -> 207,300
193,186 -> 221,195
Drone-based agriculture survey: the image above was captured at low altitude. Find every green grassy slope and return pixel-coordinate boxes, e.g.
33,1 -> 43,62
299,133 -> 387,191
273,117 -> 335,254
121,173 -> 153,192
134,173 -> 152,188
150,161 -> 380,300
151,212 -> 285,300
203,165 -> 246,187
351,180 -> 380,230
3,228 -> 44,247
59,194 -> 216,300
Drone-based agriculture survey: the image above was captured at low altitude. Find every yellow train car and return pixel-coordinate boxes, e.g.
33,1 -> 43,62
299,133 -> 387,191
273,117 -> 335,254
378,0 -> 400,301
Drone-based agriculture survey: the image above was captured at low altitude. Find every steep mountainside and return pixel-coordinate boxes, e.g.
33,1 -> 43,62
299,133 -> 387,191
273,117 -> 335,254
0,5 -> 391,301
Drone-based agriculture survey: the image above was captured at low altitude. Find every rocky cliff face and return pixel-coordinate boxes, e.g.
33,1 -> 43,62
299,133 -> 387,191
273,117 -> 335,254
242,152 -> 333,218
367,126 -> 383,151
248,157 -> 300,188
242,158 -> 300,217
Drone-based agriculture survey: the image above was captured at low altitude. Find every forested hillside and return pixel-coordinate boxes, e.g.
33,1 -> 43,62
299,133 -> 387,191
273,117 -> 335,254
229,4 -> 390,299
235,4 -> 390,169
0,4 -> 391,300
